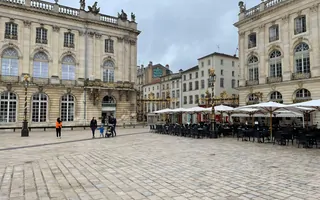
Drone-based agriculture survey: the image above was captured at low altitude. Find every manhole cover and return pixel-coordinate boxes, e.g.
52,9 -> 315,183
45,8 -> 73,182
209,154 -> 215,156
24,161 -> 33,164
269,166 -> 278,169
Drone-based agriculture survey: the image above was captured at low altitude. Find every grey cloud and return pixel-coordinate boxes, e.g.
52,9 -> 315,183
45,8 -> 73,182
59,0 -> 260,71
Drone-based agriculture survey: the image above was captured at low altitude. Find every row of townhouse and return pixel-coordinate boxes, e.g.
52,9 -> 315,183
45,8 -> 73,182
139,52 -> 240,123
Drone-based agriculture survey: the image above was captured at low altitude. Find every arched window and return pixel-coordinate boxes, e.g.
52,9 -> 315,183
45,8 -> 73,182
61,55 -> 76,80
295,89 -> 311,100
32,93 -> 48,122
294,43 -> 310,73
61,94 -> 74,122
270,91 -> 283,103
102,95 -> 116,107
248,56 -> 259,81
247,93 -> 259,104
1,48 -> 19,76
33,52 -> 49,78
102,60 -> 115,83
0,92 -> 17,122
269,50 -> 282,77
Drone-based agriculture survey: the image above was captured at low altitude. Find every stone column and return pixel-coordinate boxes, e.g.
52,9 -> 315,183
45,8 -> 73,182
258,25 -> 266,84
94,34 -> 102,80
238,31 -> 246,87
116,37 -> 125,82
281,15 -> 291,81
124,38 -> 130,82
87,32 -> 94,79
51,25 -> 60,77
310,5 -> 320,76
22,20 -> 31,75
130,39 -> 137,84
77,30 -> 85,79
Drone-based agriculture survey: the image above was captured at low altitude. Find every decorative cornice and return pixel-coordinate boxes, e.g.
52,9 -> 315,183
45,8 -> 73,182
130,40 -> 136,45
281,15 -> 289,23
52,25 -> 60,32
95,33 -> 102,39
310,4 -> 319,13
88,32 -> 95,38
117,37 -> 124,42
23,20 -> 31,28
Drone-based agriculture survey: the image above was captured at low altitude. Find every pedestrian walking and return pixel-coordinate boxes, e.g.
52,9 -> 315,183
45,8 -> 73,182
56,118 -> 62,138
113,116 -> 117,136
98,125 -> 104,137
90,117 -> 98,138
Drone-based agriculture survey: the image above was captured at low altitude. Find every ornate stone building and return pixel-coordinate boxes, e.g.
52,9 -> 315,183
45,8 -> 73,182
0,0 -> 140,127
234,0 -> 320,123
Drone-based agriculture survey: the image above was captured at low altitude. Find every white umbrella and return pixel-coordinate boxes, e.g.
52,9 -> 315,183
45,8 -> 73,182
154,108 -> 173,114
285,104 -> 317,128
170,108 -> 186,113
184,106 -> 207,113
233,107 -> 267,126
289,99 -> 320,110
236,101 -> 292,138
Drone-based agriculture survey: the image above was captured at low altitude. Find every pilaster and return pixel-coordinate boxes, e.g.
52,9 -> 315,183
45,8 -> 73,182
87,32 -> 94,79
22,20 -> 31,75
117,37 -> 125,82
78,30 -> 85,79
94,33 -> 102,80
51,25 -> 60,77
281,14 -> 291,81
310,5 -> 320,76
239,31 -> 246,87
130,39 -> 137,84
258,24 -> 266,84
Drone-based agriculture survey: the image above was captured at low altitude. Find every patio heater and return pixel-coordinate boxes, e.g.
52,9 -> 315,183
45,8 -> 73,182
209,69 -> 216,136
21,75 -> 30,137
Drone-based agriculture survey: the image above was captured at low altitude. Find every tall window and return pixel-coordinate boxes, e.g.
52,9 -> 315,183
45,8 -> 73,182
32,93 -> 48,122
64,32 -> 74,48
33,52 -> 49,78
201,80 -> 205,89
195,81 -> 199,90
5,22 -> 18,40
269,25 -> 279,42
105,39 -> 114,53
102,60 -> 115,83
294,15 -> 306,35
183,96 -> 187,104
36,27 -> 48,44
231,79 -> 236,88
220,78 -> 224,88
0,92 -> 16,122
1,48 -> 19,76
248,33 -> 257,48
221,69 -> 223,75
248,56 -> 259,81
294,43 -> 310,73
61,94 -> 74,122
61,55 -> 76,80
195,95 -> 199,104
189,95 -> 193,104
183,83 -> 186,92
176,90 -> 180,98
270,91 -> 283,102
269,50 -> 282,77
189,82 -> 192,90
296,89 -> 311,100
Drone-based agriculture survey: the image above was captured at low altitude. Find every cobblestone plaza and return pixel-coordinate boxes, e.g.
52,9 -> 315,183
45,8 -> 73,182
0,128 -> 319,200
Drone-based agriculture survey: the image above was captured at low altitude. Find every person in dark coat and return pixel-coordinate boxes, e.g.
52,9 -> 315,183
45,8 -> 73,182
113,116 -> 117,136
101,116 -> 106,126
90,117 -> 97,138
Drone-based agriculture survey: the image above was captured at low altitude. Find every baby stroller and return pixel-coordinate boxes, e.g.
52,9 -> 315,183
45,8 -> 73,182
105,124 -> 113,138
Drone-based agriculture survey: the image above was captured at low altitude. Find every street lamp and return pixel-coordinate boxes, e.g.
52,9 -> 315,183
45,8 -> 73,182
209,69 -> 216,137
21,75 -> 29,137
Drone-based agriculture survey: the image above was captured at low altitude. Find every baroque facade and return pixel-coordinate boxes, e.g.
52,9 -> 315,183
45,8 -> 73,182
0,0 -> 140,127
234,0 -> 320,123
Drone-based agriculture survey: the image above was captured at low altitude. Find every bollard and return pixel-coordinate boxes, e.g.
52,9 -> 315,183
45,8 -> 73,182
133,123 -> 135,128
123,123 -> 125,128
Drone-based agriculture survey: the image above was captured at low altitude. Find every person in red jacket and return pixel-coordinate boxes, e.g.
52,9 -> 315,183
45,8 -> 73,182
56,118 -> 62,138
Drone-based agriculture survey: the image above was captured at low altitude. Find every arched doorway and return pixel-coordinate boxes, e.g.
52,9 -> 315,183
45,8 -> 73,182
101,95 -> 116,122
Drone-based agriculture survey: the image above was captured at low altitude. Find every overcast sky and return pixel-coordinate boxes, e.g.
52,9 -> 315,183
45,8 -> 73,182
59,0 -> 260,72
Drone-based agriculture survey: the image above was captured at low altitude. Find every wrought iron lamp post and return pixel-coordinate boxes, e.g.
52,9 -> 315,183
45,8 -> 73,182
209,69 -> 216,137
21,75 -> 29,137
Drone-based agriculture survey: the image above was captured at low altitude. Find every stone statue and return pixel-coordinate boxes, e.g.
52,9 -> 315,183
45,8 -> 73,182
131,12 -> 135,21
238,1 -> 246,13
79,0 -> 85,10
118,9 -> 128,21
88,1 -> 100,14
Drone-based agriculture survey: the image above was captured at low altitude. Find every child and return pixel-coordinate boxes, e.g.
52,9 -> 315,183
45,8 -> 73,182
105,126 -> 111,138
98,125 -> 104,137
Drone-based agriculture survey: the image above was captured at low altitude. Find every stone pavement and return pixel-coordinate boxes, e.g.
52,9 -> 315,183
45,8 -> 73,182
0,128 -> 320,200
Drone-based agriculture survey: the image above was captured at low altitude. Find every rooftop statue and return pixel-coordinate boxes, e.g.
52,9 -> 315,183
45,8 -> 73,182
238,1 -> 246,13
88,2 -> 100,15
80,0 -> 85,10
131,12 -> 136,22
118,9 -> 128,21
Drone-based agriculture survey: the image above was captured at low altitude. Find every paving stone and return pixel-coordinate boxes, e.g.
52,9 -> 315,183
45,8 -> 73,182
0,128 -> 319,199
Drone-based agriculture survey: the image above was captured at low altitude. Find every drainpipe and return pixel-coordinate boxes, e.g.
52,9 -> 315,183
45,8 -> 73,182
84,25 -> 88,121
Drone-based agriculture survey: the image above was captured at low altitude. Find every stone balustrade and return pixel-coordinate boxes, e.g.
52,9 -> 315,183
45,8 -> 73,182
0,0 -> 126,26
242,0 -> 289,19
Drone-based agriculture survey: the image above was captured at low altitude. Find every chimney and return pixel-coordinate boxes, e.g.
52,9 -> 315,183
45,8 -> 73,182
141,64 -> 144,68
149,61 -> 153,66
179,69 -> 183,74
165,64 -> 169,68
233,54 -> 236,57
